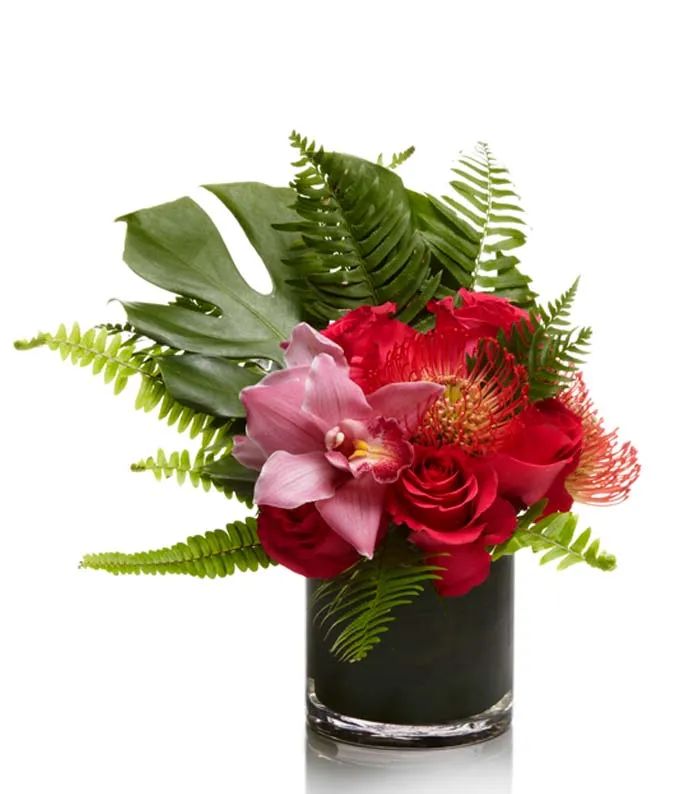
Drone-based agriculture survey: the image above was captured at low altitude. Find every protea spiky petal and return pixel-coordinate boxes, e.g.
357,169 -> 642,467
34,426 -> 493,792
368,330 -> 529,455
561,373 -> 640,505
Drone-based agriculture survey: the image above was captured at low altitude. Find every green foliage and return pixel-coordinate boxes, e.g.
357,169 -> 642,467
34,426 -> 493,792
413,142 -> 536,307
312,532 -> 443,663
14,323 -> 226,443
275,131 -> 441,324
80,517 -> 272,577
499,279 -> 592,400
377,146 -> 416,169
118,182 -> 302,364
131,447 -> 255,507
492,503 -> 616,572
157,353 -> 262,418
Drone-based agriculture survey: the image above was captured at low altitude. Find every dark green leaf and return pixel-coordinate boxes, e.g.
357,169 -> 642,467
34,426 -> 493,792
118,183 -> 302,364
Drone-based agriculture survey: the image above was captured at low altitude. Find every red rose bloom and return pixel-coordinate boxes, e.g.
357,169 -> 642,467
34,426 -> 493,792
428,290 -> 530,340
322,302 -> 415,390
387,445 -> 517,596
257,504 -> 359,578
489,399 -> 584,514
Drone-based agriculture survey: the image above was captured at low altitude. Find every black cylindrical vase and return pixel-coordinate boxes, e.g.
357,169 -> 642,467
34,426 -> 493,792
306,556 -> 514,748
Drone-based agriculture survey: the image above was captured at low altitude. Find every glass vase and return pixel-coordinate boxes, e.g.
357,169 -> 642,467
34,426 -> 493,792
306,556 -> 513,749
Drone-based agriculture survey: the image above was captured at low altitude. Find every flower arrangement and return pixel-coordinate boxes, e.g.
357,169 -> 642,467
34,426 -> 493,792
15,134 -> 639,664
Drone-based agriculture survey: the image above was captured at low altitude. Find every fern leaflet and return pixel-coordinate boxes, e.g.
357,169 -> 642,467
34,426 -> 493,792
14,323 -> 225,444
312,532 -> 443,663
414,142 -> 536,307
131,446 -> 255,507
275,131 -> 441,325
80,518 -> 272,577
492,505 -> 616,572
377,145 -> 416,170
499,279 -> 592,400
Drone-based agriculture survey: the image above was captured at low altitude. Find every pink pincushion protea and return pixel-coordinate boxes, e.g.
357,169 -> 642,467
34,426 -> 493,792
233,323 -> 443,557
561,373 -> 641,505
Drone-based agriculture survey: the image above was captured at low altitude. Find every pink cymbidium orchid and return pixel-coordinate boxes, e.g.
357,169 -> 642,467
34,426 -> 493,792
234,323 -> 443,557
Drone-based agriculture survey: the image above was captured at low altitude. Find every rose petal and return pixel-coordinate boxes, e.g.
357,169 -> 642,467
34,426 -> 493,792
489,452 -> 571,505
316,475 -> 386,558
479,497 -> 518,545
424,542 -> 492,597
254,450 -> 339,509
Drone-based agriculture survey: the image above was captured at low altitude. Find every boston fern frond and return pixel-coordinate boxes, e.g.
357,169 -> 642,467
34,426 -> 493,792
414,142 -> 536,307
499,279 -> 592,400
492,506 -> 616,572
80,518 -> 272,577
377,145 -> 416,170
312,533 -> 443,663
131,446 -> 255,507
14,323 -> 223,443
276,131 -> 441,325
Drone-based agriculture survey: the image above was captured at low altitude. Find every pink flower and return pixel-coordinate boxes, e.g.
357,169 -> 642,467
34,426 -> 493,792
234,323 -> 443,557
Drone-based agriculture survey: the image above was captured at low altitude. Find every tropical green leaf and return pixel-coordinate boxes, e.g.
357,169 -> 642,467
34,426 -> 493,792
157,353 -> 262,418
14,323 -> 226,443
492,506 -> 616,572
118,182 -> 302,364
80,518 -> 272,577
275,132 -> 441,324
312,532 -> 443,663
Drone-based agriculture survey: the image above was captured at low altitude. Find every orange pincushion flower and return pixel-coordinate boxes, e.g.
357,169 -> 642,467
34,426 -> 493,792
561,373 -> 640,505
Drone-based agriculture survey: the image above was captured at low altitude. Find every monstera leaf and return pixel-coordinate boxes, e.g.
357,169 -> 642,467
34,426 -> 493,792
157,353 -> 262,417
118,182 -> 302,364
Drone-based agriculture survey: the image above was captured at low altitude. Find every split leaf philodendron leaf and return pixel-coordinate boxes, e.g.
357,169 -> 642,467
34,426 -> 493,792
157,353 -> 262,418
119,182 -> 302,364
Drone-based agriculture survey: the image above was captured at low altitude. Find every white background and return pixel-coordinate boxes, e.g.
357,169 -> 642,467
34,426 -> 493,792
1,2 -> 678,791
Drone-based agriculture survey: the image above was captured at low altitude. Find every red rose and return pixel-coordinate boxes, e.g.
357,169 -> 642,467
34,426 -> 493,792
428,290 -> 530,340
322,303 -> 415,390
387,445 -> 517,596
257,504 -> 359,578
489,399 -> 584,514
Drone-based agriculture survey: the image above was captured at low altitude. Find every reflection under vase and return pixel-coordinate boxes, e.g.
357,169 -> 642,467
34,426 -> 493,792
306,725 -> 513,794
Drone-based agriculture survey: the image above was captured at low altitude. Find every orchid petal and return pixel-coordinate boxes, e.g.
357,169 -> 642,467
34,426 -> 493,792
240,369 -> 322,455
232,435 -> 267,470
283,323 -> 348,369
316,476 -> 386,557
303,353 -> 372,426
254,450 -> 339,509
349,417 -> 414,484
368,381 -> 444,432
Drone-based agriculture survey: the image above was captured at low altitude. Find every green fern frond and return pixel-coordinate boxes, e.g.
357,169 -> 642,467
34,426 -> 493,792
492,506 -> 616,572
14,323 -> 223,444
80,518 -> 272,577
312,533 -> 443,663
413,142 -> 536,307
377,146 -> 415,170
131,446 -> 255,507
498,279 -> 592,400
276,131 -> 441,325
